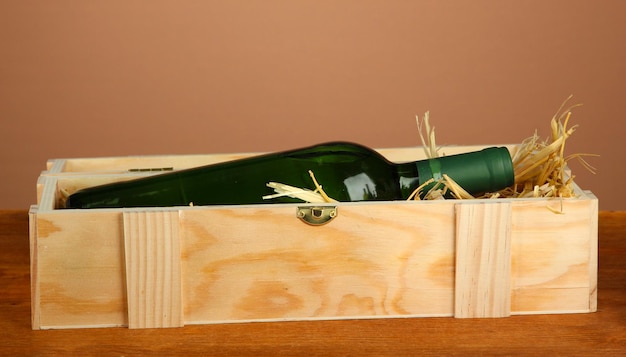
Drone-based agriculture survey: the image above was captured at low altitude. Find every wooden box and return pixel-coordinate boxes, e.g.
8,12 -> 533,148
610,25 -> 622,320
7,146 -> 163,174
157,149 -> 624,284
28,145 -> 598,329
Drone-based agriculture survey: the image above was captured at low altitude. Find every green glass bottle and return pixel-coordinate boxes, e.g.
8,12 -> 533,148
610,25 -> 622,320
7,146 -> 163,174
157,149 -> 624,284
64,142 -> 514,209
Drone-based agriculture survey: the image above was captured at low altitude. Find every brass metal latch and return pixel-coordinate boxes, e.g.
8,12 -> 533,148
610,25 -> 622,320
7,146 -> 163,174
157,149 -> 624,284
297,206 -> 337,226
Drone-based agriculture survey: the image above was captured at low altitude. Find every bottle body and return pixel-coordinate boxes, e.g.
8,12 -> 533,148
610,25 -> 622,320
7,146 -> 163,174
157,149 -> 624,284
65,142 -> 514,209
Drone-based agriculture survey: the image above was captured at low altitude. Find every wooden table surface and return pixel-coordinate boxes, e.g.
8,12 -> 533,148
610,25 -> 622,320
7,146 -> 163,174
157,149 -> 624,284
1,210 -> 624,356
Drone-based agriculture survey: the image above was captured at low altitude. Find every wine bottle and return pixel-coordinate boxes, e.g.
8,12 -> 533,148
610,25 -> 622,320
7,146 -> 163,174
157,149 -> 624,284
64,142 -> 514,209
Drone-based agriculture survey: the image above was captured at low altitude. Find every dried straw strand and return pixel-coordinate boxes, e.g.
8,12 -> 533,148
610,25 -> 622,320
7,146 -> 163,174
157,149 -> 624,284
416,111 -> 439,159
263,171 -> 337,203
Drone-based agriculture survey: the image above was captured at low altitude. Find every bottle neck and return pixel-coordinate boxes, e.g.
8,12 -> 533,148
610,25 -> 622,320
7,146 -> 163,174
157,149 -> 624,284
406,147 -> 515,198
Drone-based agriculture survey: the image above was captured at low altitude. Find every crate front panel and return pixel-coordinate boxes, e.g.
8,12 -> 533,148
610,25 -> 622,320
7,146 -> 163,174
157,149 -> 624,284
34,211 -> 127,328
180,202 -> 458,323
509,197 -> 598,314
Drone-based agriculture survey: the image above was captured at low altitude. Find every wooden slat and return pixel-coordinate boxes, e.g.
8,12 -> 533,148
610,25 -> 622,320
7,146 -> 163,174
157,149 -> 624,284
123,211 -> 183,329
454,202 -> 512,318
28,207 -> 41,330
588,196 -> 599,313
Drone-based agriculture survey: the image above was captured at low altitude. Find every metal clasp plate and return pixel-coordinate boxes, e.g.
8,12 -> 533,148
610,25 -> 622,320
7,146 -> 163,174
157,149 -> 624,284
296,206 -> 337,226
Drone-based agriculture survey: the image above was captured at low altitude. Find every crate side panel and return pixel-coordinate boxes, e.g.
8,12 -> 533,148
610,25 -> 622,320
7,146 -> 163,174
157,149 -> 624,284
61,153 -> 260,173
180,202 -> 457,324
29,207 -> 41,329
510,198 -> 597,314
588,194 -> 599,312
36,177 -> 46,206
51,145 -> 495,174
35,211 -> 127,329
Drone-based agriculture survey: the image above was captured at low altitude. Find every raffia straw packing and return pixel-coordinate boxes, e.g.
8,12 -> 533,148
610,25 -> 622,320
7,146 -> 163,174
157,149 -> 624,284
411,96 -> 596,204
265,96 -> 596,208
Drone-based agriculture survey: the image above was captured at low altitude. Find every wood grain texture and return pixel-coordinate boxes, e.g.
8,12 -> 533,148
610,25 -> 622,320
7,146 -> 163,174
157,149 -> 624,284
31,210 -> 127,328
509,197 -> 598,314
123,211 -> 183,328
2,210 -> 624,355
454,202 -> 512,318
179,202 -> 457,324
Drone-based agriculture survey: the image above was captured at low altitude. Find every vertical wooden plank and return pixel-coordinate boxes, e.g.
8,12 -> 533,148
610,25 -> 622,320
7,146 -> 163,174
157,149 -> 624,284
454,202 -> 512,318
29,207 -> 41,330
123,211 -> 183,329
587,195 -> 599,313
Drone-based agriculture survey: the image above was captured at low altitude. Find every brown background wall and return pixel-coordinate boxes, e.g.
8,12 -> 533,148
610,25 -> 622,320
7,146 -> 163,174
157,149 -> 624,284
1,1 -> 624,210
